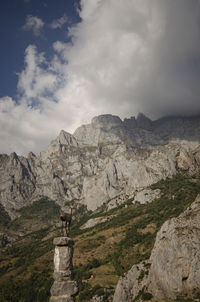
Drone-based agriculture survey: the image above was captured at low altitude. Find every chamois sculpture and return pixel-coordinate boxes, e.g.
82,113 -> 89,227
60,206 -> 73,237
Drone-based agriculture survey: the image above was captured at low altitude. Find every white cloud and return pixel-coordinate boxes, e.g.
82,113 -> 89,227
50,14 -> 68,29
17,45 -> 58,102
23,15 -> 44,36
1,0 -> 200,155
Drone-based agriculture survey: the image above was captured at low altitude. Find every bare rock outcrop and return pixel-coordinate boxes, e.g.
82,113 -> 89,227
80,215 -> 115,230
1,114 -> 200,218
113,261 -> 150,302
133,188 -> 161,204
147,194 -> 200,300
0,152 -> 36,218
113,194 -> 200,301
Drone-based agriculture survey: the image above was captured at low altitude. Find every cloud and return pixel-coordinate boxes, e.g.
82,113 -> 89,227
23,15 -> 44,36
17,45 -> 58,101
1,0 -> 200,155
50,14 -> 68,29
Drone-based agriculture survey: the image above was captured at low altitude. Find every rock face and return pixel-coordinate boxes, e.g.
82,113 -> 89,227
50,237 -> 78,302
113,194 -> 200,301
133,188 -> 161,204
1,114 -> 200,218
113,261 -> 150,302
0,152 -> 36,219
147,194 -> 200,300
80,215 -> 115,230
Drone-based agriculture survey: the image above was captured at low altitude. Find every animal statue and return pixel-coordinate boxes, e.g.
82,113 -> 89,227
60,206 -> 73,237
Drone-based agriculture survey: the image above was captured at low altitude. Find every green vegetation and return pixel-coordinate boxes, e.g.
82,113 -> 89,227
0,273 -> 53,302
132,287 -> 153,301
0,203 -> 10,228
0,197 -> 58,302
1,175 -> 200,301
18,197 -> 60,221
142,292 -> 153,300
75,258 -> 103,281
78,283 -> 111,302
96,174 -> 200,275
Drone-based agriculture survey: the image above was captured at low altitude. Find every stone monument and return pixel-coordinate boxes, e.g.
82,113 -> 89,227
50,237 -> 78,302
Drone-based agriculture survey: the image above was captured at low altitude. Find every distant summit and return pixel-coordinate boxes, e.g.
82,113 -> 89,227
91,114 -> 122,126
124,113 -> 152,130
1,112 -> 200,217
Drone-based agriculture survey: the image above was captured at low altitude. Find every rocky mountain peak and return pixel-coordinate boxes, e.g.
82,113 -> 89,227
10,152 -> 18,160
9,152 -> 19,166
28,152 -> 36,159
57,130 -> 78,147
1,112 -> 200,220
39,130 -> 78,161
123,113 -> 153,130
91,114 -> 122,127
136,112 -> 152,130
74,114 -> 125,146
123,116 -> 137,129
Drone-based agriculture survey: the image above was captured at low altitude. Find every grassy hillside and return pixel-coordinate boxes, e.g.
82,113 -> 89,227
0,174 -> 200,302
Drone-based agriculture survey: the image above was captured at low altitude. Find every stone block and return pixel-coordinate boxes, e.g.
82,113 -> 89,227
50,236 -> 78,302
53,271 -> 73,281
54,246 -> 73,271
53,237 -> 74,247
50,295 -> 75,302
50,280 -> 78,297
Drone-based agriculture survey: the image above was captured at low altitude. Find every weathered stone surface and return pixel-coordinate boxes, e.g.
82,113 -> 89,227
1,114 -> 200,218
147,194 -> 200,300
113,195 -> 200,301
50,237 -> 78,302
53,237 -> 74,246
133,188 -> 161,204
54,246 -> 73,272
80,215 -> 115,230
50,295 -> 75,302
50,280 -> 78,297
89,295 -> 104,302
0,152 -> 36,218
53,271 -> 73,281
89,295 -> 113,302
113,261 -> 150,302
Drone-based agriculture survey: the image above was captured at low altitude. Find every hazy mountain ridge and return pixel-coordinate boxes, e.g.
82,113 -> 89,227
1,113 -> 200,220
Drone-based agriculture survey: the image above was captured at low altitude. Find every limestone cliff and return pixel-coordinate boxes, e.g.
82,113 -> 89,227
113,194 -> 200,301
1,114 -> 200,218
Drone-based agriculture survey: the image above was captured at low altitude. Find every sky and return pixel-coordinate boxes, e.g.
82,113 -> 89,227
0,0 -> 200,156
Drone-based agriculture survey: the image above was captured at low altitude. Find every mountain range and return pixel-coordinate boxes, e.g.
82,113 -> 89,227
1,113 -> 200,219
1,113 -> 200,301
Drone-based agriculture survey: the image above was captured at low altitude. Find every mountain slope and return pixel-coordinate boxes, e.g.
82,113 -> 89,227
1,113 -> 200,301
113,193 -> 200,301
1,114 -> 200,219
1,174 -> 200,301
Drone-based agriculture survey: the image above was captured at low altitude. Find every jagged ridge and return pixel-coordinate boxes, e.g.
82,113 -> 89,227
1,113 -> 200,219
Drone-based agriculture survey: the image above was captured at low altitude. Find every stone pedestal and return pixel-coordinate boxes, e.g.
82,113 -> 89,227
50,237 -> 78,302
